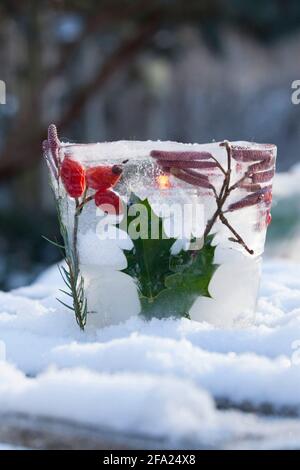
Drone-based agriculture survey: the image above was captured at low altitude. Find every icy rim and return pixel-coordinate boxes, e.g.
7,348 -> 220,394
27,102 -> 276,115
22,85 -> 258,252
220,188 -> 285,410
61,140 -> 277,163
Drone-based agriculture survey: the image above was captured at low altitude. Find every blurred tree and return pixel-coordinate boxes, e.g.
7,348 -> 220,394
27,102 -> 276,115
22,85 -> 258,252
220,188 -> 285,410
0,0 -> 300,288
1,0 -> 300,180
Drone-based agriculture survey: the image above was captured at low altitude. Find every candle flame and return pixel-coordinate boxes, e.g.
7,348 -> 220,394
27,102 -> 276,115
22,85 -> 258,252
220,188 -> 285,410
157,174 -> 171,189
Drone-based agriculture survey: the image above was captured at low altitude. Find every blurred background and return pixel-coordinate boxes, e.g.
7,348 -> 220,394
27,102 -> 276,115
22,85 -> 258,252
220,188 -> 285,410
0,0 -> 300,290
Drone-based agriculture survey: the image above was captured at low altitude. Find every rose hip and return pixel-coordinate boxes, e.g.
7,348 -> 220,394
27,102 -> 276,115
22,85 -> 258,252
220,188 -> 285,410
60,158 -> 86,198
86,165 -> 122,190
94,189 -> 123,214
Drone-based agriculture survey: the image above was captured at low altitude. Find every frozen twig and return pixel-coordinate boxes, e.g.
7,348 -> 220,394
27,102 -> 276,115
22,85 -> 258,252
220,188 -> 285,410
219,213 -> 254,255
203,141 -> 255,255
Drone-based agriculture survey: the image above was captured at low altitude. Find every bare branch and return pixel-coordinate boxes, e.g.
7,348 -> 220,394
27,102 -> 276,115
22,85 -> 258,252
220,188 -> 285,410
0,13 -> 160,181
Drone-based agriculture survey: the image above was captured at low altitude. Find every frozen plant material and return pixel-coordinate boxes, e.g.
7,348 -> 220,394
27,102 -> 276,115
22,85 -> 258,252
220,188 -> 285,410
43,126 -> 276,329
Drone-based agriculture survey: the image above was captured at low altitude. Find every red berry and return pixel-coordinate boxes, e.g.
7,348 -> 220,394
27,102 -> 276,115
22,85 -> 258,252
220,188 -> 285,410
94,189 -> 123,214
86,165 -> 122,190
60,158 -> 86,198
266,211 -> 272,226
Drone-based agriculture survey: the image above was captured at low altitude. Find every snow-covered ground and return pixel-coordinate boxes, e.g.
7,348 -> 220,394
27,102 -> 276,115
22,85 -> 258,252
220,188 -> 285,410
0,257 -> 300,449
0,165 -> 300,449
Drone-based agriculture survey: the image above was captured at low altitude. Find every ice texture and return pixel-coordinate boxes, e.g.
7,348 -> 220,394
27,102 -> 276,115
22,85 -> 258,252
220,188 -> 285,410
50,139 -> 276,327
190,248 -> 261,326
86,270 -> 140,328
61,140 -> 268,164
78,228 -> 131,270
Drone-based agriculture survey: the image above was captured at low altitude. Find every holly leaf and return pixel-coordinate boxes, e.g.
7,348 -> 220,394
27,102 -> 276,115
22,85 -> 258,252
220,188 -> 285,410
117,193 -> 177,300
166,235 -> 216,297
118,193 -> 218,320
141,235 -> 218,319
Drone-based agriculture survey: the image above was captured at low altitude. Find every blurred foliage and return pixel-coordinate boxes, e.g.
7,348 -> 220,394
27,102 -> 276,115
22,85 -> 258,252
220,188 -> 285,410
0,209 -> 62,290
1,0 -> 300,43
224,0 -> 300,42
268,197 -> 300,242
0,0 -> 300,289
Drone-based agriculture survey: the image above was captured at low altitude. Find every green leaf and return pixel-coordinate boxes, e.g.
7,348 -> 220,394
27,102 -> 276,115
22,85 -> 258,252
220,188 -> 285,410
41,235 -> 65,250
141,235 -> 218,319
118,194 -> 218,320
118,194 -> 177,300
44,189 -> 88,330
166,235 -> 216,297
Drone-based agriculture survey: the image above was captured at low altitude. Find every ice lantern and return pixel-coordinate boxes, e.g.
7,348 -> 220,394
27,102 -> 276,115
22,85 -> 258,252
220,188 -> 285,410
43,125 -> 276,329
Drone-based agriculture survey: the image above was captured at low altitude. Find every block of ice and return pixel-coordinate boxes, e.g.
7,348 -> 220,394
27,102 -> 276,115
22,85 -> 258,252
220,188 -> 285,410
44,125 -> 276,329
78,228 -> 132,270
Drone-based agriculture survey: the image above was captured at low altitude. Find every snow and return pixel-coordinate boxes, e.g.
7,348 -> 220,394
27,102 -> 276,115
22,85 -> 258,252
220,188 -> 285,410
267,164 -> 300,262
273,163 -> 300,198
0,160 -> 299,448
0,255 -> 300,449
78,228 -> 132,270
2,361 -> 300,450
